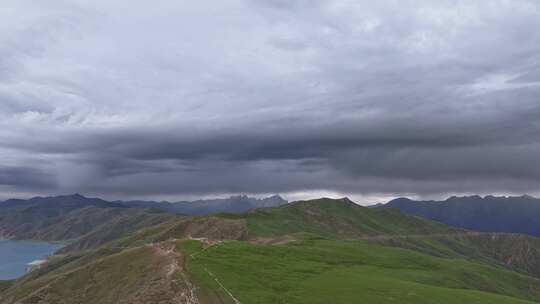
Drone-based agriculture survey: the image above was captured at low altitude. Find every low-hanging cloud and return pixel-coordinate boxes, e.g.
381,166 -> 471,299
1,0 -> 540,201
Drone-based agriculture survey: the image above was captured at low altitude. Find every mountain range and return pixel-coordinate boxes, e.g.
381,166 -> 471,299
0,194 -> 174,252
118,194 -> 287,215
2,194 -> 540,303
378,195 -> 540,237
0,194 -> 285,251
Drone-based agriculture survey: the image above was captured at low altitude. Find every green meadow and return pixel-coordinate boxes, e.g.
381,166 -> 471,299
179,239 -> 538,304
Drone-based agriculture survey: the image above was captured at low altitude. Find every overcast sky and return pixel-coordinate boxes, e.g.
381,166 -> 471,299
1,0 -> 540,203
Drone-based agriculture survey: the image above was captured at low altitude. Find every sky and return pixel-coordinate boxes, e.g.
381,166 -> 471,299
1,0 -> 540,203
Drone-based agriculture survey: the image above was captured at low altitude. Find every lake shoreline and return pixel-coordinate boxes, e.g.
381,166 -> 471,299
0,235 -> 68,246
0,239 -> 64,280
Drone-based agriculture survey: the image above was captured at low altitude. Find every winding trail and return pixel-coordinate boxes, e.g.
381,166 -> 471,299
185,237 -> 241,304
204,268 -> 241,304
151,241 -> 200,304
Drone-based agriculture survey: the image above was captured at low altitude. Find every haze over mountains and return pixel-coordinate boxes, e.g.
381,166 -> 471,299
119,194 -> 287,215
379,195 -> 540,237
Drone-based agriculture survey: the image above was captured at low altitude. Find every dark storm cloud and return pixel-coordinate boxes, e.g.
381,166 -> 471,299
0,166 -> 55,189
1,0 -> 540,201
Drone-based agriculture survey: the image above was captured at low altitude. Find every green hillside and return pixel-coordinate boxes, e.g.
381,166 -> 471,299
104,198 -> 459,250
365,232 -> 540,279
179,239 -> 540,303
3,239 -> 539,304
2,197 -> 540,303
239,198 -> 460,238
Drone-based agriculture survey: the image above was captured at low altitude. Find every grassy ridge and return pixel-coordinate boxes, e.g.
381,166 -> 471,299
179,239 -> 540,303
239,198 -> 459,238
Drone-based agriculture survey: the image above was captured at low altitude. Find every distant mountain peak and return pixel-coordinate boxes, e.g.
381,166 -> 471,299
340,197 -> 355,204
446,195 -> 482,202
120,194 -> 288,215
261,194 -> 286,202
392,197 -> 413,202
379,194 -> 540,237
67,193 -> 87,199
229,194 -> 249,200
387,197 -> 414,205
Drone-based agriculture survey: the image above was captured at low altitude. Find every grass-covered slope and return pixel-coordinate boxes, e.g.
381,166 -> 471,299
239,198 -> 540,280
365,232 -> 540,279
106,198 -> 459,249
4,238 -> 540,304
239,198 -> 460,238
179,239 -> 540,303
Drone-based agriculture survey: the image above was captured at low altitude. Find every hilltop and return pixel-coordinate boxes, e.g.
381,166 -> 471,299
240,197 -> 458,238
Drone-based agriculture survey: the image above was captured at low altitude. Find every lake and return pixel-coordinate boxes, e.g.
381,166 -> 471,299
0,239 -> 63,280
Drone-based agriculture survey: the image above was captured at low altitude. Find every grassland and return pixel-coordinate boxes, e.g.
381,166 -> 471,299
178,239 -> 540,303
365,232 -> 540,279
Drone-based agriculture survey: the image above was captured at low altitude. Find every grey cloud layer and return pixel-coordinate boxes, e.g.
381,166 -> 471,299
1,0 -> 540,199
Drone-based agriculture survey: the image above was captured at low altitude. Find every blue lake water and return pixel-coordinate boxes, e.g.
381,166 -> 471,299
0,239 -> 63,280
